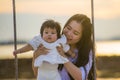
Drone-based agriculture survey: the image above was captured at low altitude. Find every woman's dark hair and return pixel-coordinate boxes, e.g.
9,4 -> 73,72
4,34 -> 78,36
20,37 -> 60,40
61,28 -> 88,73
60,14 -> 95,80
40,19 -> 61,39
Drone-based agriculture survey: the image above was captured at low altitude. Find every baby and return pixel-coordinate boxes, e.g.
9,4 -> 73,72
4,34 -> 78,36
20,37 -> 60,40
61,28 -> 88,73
13,19 -> 74,80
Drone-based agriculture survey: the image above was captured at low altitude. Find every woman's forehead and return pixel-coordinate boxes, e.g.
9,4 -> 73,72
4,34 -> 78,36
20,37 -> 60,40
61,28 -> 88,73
68,20 -> 82,33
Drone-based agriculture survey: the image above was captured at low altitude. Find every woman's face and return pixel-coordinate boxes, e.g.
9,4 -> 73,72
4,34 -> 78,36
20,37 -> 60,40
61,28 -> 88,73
63,20 -> 82,45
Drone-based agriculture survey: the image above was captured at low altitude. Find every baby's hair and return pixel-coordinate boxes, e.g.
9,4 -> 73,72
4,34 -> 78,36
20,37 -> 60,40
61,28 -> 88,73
40,19 -> 61,39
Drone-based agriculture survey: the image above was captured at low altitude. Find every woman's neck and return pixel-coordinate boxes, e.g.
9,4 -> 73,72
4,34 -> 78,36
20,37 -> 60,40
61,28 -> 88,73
68,44 -> 77,58
70,44 -> 77,51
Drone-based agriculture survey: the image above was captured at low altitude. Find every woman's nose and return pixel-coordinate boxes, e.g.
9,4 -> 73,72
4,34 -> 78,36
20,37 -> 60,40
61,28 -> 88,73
67,31 -> 72,38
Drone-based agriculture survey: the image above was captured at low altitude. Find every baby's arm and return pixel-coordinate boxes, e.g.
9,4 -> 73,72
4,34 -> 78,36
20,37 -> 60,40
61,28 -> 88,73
13,44 -> 33,56
13,34 -> 41,56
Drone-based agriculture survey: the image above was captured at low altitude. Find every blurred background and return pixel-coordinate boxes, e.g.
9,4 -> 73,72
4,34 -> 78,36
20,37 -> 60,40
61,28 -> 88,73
0,0 -> 120,80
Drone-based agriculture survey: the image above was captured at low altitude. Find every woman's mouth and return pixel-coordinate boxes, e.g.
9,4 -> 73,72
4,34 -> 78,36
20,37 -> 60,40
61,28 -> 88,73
67,38 -> 72,42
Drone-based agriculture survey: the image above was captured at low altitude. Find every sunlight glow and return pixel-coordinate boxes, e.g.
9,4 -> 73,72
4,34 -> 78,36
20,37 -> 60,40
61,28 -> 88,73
0,0 -> 120,19
0,41 -> 120,59
96,41 -> 120,56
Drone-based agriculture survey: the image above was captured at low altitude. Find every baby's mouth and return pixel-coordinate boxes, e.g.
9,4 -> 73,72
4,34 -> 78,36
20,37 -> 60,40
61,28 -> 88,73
48,37 -> 52,40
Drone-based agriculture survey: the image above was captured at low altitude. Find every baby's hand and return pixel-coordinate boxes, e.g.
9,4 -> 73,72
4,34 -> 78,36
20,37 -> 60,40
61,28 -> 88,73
13,50 -> 20,56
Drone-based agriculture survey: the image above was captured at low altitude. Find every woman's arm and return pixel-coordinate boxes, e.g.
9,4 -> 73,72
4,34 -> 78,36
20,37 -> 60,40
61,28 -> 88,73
64,51 -> 92,80
32,53 -> 38,77
57,46 -> 82,80
64,62 -> 82,80
58,46 -> 93,80
32,48 -> 42,77
32,45 -> 49,77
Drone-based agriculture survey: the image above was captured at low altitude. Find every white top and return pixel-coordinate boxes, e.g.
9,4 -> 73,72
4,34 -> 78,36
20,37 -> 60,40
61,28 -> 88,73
28,34 -> 70,67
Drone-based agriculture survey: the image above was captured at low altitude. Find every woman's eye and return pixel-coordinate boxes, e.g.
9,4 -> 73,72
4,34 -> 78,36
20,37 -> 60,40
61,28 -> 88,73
74,32 -> 79,35
74,33 -> 78,35
67,26 -> 71,30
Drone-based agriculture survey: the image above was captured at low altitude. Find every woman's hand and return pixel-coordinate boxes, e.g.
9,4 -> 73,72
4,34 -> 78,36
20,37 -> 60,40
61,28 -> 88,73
56,44 -> 75,58
33,44 -> 49,59
56,44 -> 67,58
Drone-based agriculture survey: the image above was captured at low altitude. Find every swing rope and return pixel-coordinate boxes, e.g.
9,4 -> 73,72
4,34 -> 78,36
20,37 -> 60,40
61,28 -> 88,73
12,0 -> 18,80
91,0 -> 97,79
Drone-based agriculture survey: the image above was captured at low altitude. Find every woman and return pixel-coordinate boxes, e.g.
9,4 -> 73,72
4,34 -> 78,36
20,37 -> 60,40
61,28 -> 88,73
33,14 -> 94,80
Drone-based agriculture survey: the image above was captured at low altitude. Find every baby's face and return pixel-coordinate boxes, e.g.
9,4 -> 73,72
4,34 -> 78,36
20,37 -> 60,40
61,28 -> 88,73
42,28 -> 58,43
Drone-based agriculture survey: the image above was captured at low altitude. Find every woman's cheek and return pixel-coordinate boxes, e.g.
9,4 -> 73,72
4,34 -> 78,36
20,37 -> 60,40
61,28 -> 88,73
63,29 -> 67,34
70,36 -> 80,43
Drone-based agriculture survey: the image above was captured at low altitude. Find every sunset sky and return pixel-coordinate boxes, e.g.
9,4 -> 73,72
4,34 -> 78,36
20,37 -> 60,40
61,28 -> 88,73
1,0 -> 120,18
0,0 -> 120,41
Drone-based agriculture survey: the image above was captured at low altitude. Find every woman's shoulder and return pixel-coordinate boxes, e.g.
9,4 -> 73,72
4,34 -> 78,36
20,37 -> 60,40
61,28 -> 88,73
89,50 -> 93,58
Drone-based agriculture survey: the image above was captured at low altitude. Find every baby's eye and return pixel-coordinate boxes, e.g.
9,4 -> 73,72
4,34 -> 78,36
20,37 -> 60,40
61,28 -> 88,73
52,32 -> 56,34
45,32 -> 48,34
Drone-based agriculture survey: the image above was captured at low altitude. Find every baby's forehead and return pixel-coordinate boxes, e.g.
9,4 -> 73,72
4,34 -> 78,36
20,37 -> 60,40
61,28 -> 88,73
43,27 -> 57,31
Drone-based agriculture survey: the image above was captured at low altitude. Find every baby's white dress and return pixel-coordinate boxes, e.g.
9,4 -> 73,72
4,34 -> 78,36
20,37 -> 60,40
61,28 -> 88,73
28,34 -> 69,80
